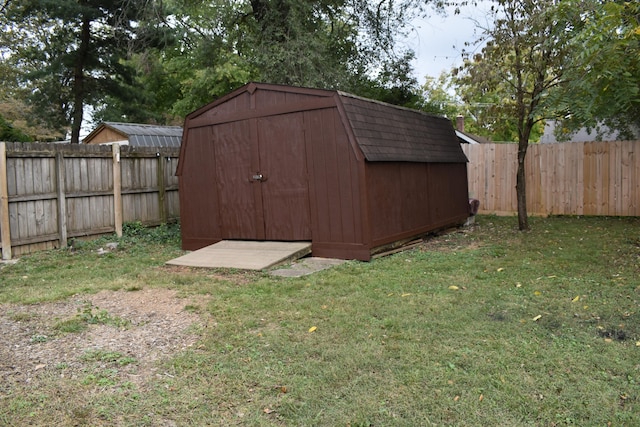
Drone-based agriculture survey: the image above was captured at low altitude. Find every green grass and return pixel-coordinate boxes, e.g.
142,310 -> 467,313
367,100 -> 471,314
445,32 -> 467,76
0,222 -> 185,303
1,217 -> 639,426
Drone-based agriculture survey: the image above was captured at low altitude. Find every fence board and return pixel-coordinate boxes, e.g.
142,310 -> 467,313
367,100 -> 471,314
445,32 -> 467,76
0,142 -> 180,258
463,141 -> 640,217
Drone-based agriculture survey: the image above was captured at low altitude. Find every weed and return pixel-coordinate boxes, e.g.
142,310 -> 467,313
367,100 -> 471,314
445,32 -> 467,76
77,303 -> 130,329
82,369 -> 119,387
9,312 -> 38,322
29,334 -> 48,343
53,317 -> 88,334
81,350 -> 137,367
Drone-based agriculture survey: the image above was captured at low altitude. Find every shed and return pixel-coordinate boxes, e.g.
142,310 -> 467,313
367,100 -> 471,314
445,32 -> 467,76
83,122 -> 182,147
177,82 -> 469,261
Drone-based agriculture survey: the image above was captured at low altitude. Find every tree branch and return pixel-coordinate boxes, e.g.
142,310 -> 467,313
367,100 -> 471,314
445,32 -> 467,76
1,0 -> 11,14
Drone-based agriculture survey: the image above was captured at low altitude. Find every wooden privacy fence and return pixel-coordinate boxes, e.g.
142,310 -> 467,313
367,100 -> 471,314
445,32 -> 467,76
0,142 -> 180,259
462,141 -> 640,217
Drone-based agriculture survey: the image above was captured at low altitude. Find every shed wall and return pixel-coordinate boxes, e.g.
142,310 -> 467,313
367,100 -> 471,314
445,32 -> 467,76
303,108 -> 369,260
179,126 -> 222,249
366,162 -> 469,248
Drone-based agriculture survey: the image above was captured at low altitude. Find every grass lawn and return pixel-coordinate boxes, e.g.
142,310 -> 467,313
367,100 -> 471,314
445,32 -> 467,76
1,216 -> 639,426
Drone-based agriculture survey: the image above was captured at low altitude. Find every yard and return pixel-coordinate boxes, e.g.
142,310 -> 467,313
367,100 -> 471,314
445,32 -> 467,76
0,216 -> 639,426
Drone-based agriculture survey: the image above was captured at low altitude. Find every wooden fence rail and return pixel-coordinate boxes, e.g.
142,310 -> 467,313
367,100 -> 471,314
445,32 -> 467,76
462,141 -> 640,217
0,142 -> 180,259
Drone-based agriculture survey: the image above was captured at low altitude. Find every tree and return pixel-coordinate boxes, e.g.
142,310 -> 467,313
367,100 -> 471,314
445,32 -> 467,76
152,0 -> 432,116
454,0 -> 574,230
0,0 -> 169,143
0,114 -> 32,142
1,0 -> 441,138
416,73 -> 460,117
549,1 -> 640,140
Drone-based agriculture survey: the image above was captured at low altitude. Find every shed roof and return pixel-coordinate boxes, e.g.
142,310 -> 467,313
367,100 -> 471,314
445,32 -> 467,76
183,82 -> 467,164
337,92 -> 467,163
83,122 -> 183,147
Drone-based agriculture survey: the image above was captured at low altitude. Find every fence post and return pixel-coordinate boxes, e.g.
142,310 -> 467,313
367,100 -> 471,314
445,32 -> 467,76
112,144 -> 123,237
0,142 -> 11,260
157,152 -> 167,224
55,151 -> 68,248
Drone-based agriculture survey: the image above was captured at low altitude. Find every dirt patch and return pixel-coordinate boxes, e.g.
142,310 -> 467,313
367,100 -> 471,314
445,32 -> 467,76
0,288 -> 208,393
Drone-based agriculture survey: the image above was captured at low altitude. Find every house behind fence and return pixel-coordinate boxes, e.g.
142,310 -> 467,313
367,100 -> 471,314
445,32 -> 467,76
0,142 -> 180,259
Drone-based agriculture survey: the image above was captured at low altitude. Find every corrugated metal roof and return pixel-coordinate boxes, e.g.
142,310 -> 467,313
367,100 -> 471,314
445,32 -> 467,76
337,92 -> 468,163
99,122 -> 183,147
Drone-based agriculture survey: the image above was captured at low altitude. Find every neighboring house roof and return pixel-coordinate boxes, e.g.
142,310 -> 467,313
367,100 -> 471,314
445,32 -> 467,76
337,92 -> 468,163
456,130 -> 491,145
82,122 -> 183,147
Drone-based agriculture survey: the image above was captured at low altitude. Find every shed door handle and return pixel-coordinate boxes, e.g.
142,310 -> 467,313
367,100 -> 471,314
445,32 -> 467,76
250,173 -> 267,182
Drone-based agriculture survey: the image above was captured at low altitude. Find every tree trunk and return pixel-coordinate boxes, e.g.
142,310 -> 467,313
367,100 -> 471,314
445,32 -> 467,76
516,138 -> 529,230
70,15 -> 91,144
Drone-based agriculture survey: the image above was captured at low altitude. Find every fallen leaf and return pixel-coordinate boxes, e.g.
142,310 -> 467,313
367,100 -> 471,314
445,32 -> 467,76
479,394 -> 484,402
572,295 -> 580,302
280,386 -> 287,394
454,395 -> 460,402
532,315 -> 542,321
534,291 -> 542,296
308,326 -> 317,333
604,338 -> 613,343
635,341 -> 640,347
497,268 -> 504,272
401,293 -> 411,297
516,282 -> 522,288
263,408 -> 274,414
448,286 -> 459,290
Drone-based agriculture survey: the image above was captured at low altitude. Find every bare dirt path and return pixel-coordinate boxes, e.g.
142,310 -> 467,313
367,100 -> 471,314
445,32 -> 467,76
0,288 -> 207,393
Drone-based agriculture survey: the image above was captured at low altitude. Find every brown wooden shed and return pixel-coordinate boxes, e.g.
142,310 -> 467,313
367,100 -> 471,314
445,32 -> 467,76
176,82 -> 469,261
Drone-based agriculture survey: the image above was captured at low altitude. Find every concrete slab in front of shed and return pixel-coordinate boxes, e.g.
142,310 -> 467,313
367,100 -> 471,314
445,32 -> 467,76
166,240 -> 312,270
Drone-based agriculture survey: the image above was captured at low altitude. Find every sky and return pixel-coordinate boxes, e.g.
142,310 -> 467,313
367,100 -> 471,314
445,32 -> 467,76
406,3 -> 493,82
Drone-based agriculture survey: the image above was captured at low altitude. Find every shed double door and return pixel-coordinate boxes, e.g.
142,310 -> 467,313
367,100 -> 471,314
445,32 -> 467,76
213,113 -> 311,241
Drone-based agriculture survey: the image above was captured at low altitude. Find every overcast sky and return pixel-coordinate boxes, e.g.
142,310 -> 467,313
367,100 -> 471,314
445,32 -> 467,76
406,2 -> 493,82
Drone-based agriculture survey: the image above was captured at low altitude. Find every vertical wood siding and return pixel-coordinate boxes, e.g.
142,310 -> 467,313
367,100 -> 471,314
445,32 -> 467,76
304,108 -> 365,249
178,126 -> 221,248
366,162 -> 469,247
462,141 -> 640,216
0,142 -> 180,258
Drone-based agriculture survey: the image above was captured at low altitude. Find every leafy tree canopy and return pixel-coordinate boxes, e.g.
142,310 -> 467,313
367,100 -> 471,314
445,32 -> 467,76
547,0 -> 640,140
0,0 -> 171,142
1,0 -> 439,137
